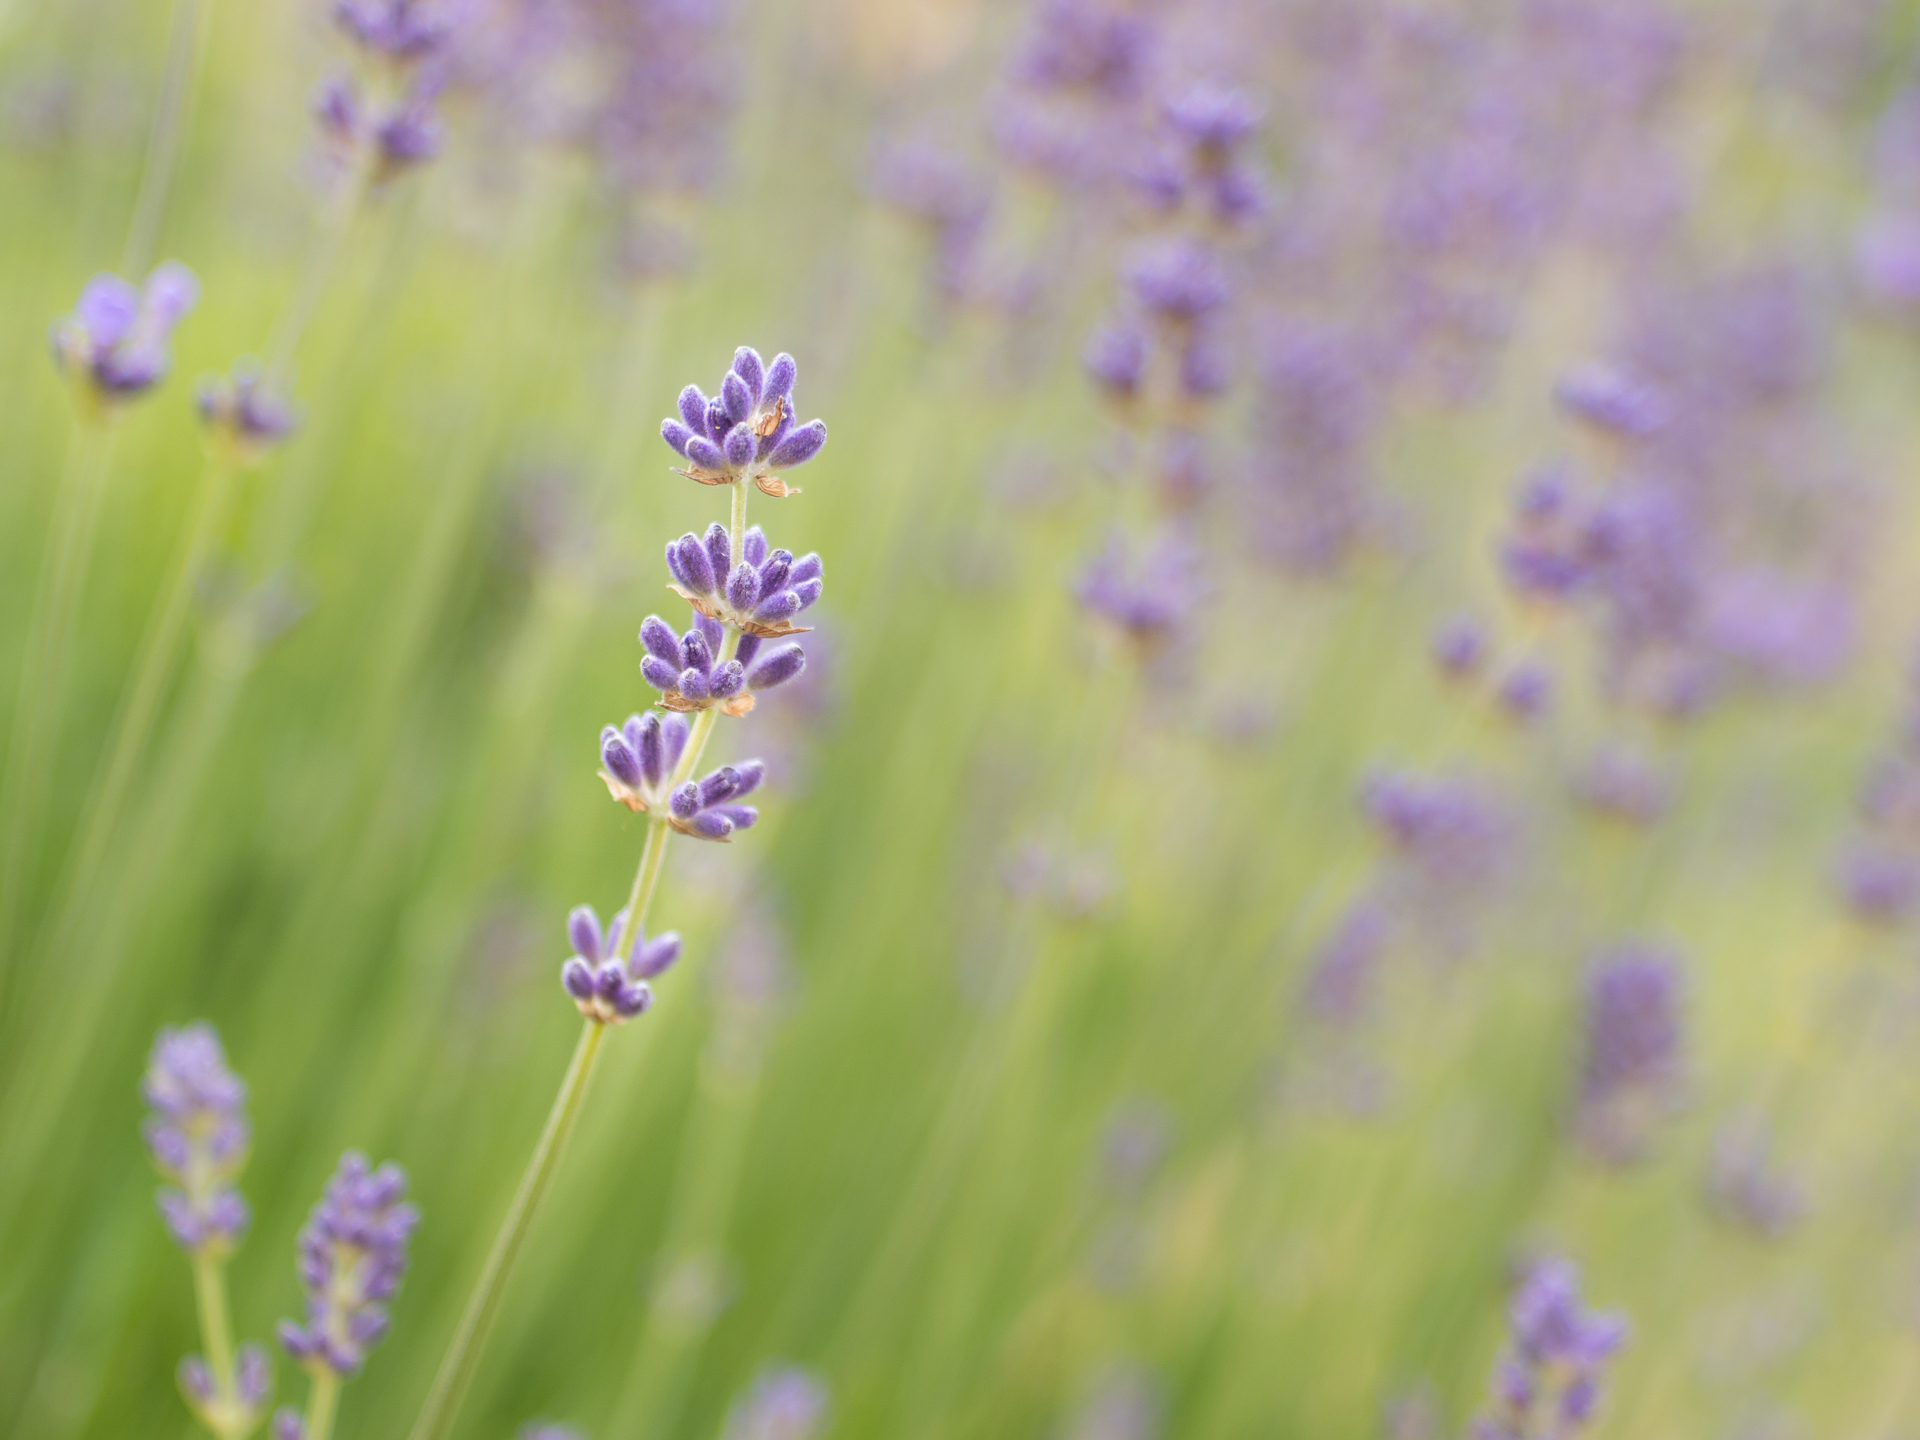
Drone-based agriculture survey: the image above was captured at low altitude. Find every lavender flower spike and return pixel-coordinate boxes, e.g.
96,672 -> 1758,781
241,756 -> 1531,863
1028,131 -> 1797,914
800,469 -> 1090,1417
278,1153 -> 419,1378
51,262 -> 199,407
720,1367 -> 829,1440
559,903 -> 682,1024
663,522 -> 825,643
1576,944 -> 1686,1163
1472,1258 -> 1627,1440
180,1342 -> 273,1439
660,347 -> 828,498
143,1023 -> 251,1256
199,362 -> 298,462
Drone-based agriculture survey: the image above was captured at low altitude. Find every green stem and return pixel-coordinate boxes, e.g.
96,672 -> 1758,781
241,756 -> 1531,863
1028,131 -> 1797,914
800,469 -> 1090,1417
189,1252 -> 235,1394
263,153 -> 371,393
623,817 -> 672,934
0,421 -> 112,980
38,449 -> 239,973
305,1369 -> 340,1440
121,0 -> 209,276
406,1020 -> 607,1440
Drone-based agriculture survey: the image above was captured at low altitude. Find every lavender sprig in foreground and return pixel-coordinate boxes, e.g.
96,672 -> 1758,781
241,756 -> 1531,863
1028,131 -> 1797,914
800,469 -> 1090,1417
408,345 -> 828,1440
144,1024 -> 273,1440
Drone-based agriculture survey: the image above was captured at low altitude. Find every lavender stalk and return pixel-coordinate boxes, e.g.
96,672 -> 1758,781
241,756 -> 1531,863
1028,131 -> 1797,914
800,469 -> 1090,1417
408,345 -> 828,1440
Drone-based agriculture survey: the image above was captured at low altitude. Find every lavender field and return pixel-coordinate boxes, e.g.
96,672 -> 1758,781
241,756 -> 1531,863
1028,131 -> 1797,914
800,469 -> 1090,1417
4,1 -> 1920,1438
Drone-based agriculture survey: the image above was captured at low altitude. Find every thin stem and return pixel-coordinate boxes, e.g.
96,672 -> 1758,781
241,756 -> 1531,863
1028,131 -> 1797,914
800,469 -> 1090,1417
189,1251 -> 235,1393
263,156 -> 372,393
729,476 -> 749,568
623,817 -> 672,936
121,0 -> 209,276
406,1020 -> 607,1440
305,1370 -> 340,1440
37,449 -> 239,976
0,421 -> 112,981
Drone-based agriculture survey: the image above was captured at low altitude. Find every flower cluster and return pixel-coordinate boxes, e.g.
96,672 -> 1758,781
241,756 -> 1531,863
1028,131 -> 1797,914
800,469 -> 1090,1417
1472,1258 -> 1628,1440
143,1024 -> 251,1255
1834,658 -> 1920,928
658,520 -> 820,646
316,0 -> 455,181
50,264 -> 199,407
198,363 -> 298,461
1575,945 -> 1686,1163
278,1152 -> 419,1377
560,904 -> 681,1024
660,347 -> 828,497
598,712 -> 766,841
179,1346 -> 274,1440
720,1367 -> 830,1440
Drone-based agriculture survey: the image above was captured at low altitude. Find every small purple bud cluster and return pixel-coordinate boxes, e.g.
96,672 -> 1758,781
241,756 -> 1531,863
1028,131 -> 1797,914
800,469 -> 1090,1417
720,1367 -> 830,1440
598,712 -> 765,842
1553,359 -> 1670,440
1076,528 -> 1200,649
179,1344 -> 273,1439
1361,771 -> 1511,892
1833,658 -> 1920,928
658,522 -> 820,653
869,139 -> 994,304
559,904 -> 681,1023
317,0 -> 454,181
1136,82 -> 1267,228
1085,237 -> 1234,409
1575,945 -> 1685,1164
143,1024 -> 251,1255
50,264 -> 199,406
660,347 -> 828,498
198,362 -> 298,460
1472,1258 -> 1627,1440
278,1152 -> 418,1377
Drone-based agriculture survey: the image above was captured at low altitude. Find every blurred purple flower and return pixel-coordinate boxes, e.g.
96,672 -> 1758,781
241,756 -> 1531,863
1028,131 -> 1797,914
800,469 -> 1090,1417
560,903 -> 681,1023
143,1024 -> 250,1255
278,1153 -> 418,1378
719,1367 -> 828,1440
1576,944 -> 1685,1163
51,263 -> 199,404
1473,1257 -> 1627,1440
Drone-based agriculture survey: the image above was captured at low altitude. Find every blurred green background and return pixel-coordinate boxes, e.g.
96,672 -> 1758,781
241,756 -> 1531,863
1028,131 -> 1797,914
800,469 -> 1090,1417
7,1 -> 1920,1438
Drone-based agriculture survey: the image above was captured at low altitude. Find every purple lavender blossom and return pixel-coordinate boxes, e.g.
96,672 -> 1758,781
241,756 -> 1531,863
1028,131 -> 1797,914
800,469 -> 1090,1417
1431,617 -> 1488,682
666,761 -> 765,842
659,521 -> 823,652
50,263 -> 199,404
1076,527 -> 1199,647
199,363 -> 298,458
1499,464 -> 1591,604
660,348 -> 828,498
1302,899 -> 1391,1027
869,139 -> 993,303
1140,81 -> 1268,226
1834,845 -> 1920,927
1573,745 -> 1674,828
333,0 -> 451,63
180,1343 -> 273,1438
1472,1258 -> 1627,1440
1068,1364 -> 1161,1440
278,1152 -> 418,1378
1856,207 -> 1920,310
272,1409 -> 306,1440
1554,360 -> 1668,438
1360,772 -> 1510,890
143,1024 -> 251,1255
559,903 -> 680,1024
599,710 -> 692,815
1496,662 -> 1554,723
719,1366 -> 829,1440
1126,238 -> 1229,325
1576,945 -> 1685,1163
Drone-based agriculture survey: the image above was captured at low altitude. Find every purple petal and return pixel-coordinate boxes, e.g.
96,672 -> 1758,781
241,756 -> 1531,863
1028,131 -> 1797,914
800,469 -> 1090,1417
765,353 -> 796,404
567,905 -> 602,962
640,615 -> 685,668
748,643 -> 806,690
732,346 -> 765,400
661,419 -> 695,457
767,419 -> 827,469
722,370 -> 754,423
677,384 -> 709,434
75,274 -> 140,348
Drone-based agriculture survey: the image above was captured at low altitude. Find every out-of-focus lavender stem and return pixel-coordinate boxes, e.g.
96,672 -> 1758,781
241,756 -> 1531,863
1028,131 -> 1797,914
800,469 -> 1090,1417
121,0 -> 210,277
